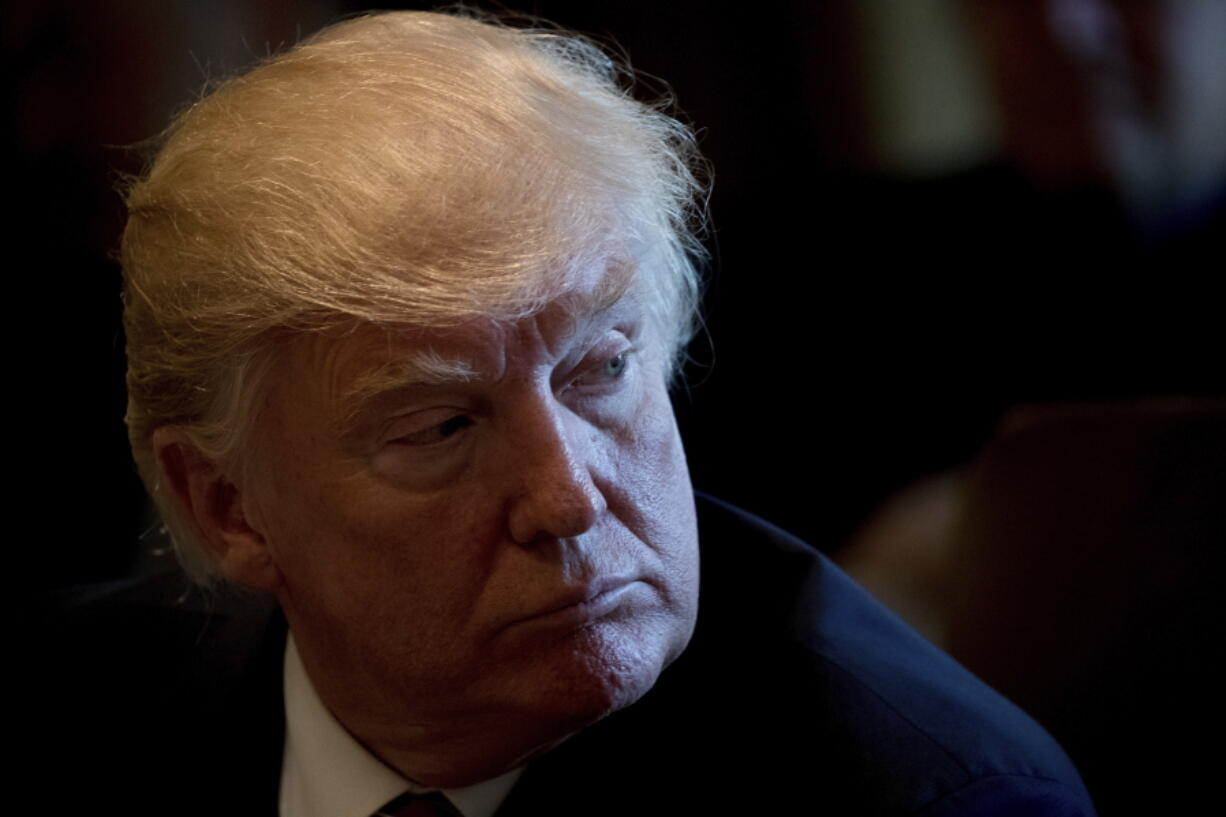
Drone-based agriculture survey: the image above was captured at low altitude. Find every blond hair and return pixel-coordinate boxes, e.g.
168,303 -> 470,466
121,10 -> 708,583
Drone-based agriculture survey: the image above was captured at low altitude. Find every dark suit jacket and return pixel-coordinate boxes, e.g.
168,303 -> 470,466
33,495 -> 1095,815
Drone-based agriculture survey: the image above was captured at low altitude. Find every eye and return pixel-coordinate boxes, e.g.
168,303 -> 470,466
574,349 -> 632,388
602,351 -> 628,380
389,414 -> 474,446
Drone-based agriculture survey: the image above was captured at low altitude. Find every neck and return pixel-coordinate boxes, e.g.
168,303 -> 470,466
286,630 -> 586,788
359,726 -> 568,789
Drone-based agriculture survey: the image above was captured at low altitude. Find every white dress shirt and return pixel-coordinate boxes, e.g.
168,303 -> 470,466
280,635 -> 522,817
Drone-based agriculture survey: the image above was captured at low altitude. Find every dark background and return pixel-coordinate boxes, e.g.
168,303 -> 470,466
8,2 -> 1224,812
9,0 -> 1221,587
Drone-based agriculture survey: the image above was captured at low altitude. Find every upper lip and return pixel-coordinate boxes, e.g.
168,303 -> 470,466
513,575 -> 637,625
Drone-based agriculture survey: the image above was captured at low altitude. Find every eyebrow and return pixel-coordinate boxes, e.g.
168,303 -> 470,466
585,259 -> 634,314
336,348 -> 481,435
335,257 -> 639,434
537,256 -> 636,343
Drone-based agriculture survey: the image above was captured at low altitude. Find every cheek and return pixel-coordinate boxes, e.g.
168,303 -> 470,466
260,466 -> 468,612
618,376 -> 693,508
612,378 -> 699,590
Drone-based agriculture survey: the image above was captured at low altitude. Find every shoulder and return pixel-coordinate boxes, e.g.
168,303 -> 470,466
36,569 -> 282,713
26,570 -> 285,816
685,494 -> 1096,814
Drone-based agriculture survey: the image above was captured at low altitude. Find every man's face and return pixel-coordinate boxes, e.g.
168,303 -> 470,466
244,262 -> 699,781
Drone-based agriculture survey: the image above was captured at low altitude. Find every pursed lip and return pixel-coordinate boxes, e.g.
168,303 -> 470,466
509,576 -> 640,630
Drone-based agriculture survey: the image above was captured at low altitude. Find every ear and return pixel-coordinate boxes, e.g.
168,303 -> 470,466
151,426 -> 283,593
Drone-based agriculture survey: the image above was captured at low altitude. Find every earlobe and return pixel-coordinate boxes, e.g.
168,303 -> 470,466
151,427 -> 283,593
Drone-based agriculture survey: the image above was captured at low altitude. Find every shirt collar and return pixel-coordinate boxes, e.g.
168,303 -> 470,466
280,633 -> 522,817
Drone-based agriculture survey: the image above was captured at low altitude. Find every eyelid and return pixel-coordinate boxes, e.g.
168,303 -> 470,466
381,407 -> 473,447
571,344 -> 637,389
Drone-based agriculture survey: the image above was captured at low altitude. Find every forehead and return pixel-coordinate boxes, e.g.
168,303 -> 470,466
271,258 -> 643,425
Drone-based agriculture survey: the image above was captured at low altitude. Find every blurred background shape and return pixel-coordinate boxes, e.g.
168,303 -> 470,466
839,399 -> 1224,815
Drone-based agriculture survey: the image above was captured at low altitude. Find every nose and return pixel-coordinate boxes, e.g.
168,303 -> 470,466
507,394 -> 607,546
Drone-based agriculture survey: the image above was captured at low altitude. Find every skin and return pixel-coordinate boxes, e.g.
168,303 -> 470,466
156,263 -> 700,786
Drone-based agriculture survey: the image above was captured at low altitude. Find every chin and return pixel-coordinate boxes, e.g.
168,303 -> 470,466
408,618 -> 694,786
517,617 -> 686,732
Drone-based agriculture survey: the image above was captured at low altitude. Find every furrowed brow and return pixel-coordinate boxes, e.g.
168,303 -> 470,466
550,256 -> 636,337
585,257 -> 635,315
